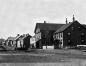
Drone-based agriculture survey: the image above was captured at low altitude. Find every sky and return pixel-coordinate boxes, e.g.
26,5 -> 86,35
0,0 -> 86,39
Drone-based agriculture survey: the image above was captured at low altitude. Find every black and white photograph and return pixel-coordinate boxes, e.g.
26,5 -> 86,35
0,0 -> 86,66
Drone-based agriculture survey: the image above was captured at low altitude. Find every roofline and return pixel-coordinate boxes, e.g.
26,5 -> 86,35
34,23 -> 65,33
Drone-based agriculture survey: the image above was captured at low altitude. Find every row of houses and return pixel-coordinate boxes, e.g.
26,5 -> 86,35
34,15 -> 86,49
0,15 -> 86,50
3,34 -> 31,50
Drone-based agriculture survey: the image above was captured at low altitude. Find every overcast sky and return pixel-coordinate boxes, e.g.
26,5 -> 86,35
0,0 -> 86,39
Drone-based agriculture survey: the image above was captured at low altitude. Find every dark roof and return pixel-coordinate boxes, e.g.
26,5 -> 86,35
55,21 -> 86,33
0,39 -> 5,43
18,34 -> 31,40
7,37 -> 16,41
34,23 -> 65,33
82,24 -> 86,28
55,22 -> 73,33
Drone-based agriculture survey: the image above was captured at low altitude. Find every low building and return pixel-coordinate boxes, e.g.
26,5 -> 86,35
5,37 -> 16,50
16,34 -> 31,50
30,36 -> 36,48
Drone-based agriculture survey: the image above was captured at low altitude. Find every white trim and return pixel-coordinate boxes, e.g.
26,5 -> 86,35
61,32 -> 63,48
77,45 -> 86,47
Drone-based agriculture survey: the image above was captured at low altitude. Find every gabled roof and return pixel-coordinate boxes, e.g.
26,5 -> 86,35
15,35 -> 21,40
34,23 -> 65,33
18,34 -> 31,41
0,38 -> 5,43
82,24 -> 86,28
7,37 -> 16,41
55,20 -> 86,33
55,22 -> 73,33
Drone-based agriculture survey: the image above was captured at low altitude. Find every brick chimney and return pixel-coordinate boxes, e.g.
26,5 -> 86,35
44,21 -> 46,23
66,18 -> 68,24
73,14 -> 75,22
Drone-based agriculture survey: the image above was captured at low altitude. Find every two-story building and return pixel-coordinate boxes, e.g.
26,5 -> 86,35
34,21 -> 64,49
34,16 -> 86,49
54,16 -> 86,48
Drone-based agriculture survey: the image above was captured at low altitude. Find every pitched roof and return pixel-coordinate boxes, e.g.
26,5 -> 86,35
18,34 -> 31,40
0,39 -> 5,43
34,23 -> 65,33
82,24 -> 86,28
55,20 -> 86,33
7,37 -> 16,41
55,22 -> 73,33
15,35 -> 21,40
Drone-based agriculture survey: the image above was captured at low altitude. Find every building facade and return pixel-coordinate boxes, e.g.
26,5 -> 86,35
54,17 -> 86,48
34,21 -> 64,49
34,16 -> 86,49
16,34 -> 31,50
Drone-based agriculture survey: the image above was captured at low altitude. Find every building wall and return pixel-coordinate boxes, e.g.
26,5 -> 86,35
24,36 -> 31,50
53,32 -> 63,48
63,21 -> 86,48
41,30 -> 54,46
35,29 -> 55,49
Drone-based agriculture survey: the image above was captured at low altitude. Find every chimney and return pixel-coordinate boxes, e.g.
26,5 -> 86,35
66,18 -> 68,24
17,34 -> 20,36
73,14 -> 75,22
44,21 -> 46,23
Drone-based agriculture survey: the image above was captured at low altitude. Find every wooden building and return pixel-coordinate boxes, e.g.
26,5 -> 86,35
54,16 -> 86,48
5,37 -> 16,50
34,21 -> 64,49
16,34 -> 31,50
5,34 -> 31,50
30,35 -> 36,48
34,16 -> 86,49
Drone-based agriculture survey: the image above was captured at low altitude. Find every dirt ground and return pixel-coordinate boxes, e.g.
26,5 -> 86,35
0,49 -> 86,66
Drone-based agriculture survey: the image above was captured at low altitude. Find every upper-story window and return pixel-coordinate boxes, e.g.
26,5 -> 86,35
78,26 -> 80,29
58,33 -> 60,38
68,40 -> 71,43
81,32 -> 85,36
60,33 -> 62,38
68,32 -> 71,35
56,34 -> 58,39
78,26 -> 81,31
71,27 -> 74,30
81,39 -> 85,44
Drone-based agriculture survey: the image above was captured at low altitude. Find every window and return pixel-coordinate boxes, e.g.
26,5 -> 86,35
81,32 -> 85,39
60,39 -> 62,42
68,40 -> 71,43
81,33 -> 84,36
43,34 -> 46,38
81,40 -> 84,42
68,40 -> 71,45
81,40 -> 85,44
78,26 -> 80,29
68,32 -> 71,35
78,26 -> 81,31
60,33 -> 62,37
58,33 -> 60,38
71,27 -> 74,30
56,34 -> 58,39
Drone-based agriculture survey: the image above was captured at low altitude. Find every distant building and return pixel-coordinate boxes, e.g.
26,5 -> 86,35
5,34 -> 31,50
54,16 -> 86,48
0,38 -> 5,45
16,34 -> 31,50
30,35 -> 36,48
34,16 -> 86,49
5,37 -> 16,50
34,21 -> 64,49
